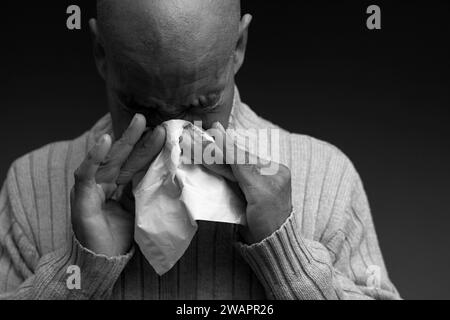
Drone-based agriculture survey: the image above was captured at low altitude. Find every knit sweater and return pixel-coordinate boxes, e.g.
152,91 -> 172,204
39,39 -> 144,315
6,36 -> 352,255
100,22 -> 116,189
0,89 -> 400,300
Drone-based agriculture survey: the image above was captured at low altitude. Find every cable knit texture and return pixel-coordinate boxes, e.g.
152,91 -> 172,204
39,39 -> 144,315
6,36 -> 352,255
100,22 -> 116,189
0,88 -> 400,300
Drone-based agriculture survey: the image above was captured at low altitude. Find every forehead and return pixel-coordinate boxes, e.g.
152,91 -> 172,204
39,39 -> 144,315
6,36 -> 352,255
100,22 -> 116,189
100,0 -> 238,107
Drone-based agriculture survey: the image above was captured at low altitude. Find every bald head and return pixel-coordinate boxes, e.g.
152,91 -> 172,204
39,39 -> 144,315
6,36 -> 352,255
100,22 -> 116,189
92,0 -> 251,135
97,0 -> 240,76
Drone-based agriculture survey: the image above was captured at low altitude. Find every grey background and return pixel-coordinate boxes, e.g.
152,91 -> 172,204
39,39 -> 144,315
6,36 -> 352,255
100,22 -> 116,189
2,1 -> 450,299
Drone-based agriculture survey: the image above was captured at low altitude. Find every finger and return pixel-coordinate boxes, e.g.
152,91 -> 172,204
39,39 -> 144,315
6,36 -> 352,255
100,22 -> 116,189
116,125 -> 167,186
96,114 -> 146,183
201,153 -> 237,182
200,143 -> 237,182
213,122 -> 267,186
184,123 -> 236,182
202,163 -> 237,182
75,134 -> 112,184
211,122 -> 233,163
212,122 -> 246,169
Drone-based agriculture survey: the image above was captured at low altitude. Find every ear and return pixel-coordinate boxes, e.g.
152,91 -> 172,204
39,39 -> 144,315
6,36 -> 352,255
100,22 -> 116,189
233,14 -> 252,75
89,18 -> 107,80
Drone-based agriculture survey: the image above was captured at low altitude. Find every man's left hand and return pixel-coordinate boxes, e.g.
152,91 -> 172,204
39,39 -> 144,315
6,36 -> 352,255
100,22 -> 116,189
203,122 -> 293,245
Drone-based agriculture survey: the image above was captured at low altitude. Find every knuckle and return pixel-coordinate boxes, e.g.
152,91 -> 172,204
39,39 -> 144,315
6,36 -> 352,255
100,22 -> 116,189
116,170 -> 133,184
250,164 -> 261,175
101,153 -> 113,166
133,146 -> 150,159
141,134 -> 154,150
99,156 -> 118,172
268,165 -> 291,189
86,150 -> 95,162
278,164 -> 291,180
119,168 -> 133,177
119,136 -> 136,149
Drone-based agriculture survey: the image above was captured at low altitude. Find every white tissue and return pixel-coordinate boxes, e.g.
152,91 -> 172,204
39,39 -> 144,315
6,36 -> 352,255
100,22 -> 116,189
133,120 -> 246,276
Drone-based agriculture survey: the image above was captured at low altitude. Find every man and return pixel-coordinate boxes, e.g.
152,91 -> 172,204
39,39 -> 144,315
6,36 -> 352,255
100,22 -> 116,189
0,0 -> 400,299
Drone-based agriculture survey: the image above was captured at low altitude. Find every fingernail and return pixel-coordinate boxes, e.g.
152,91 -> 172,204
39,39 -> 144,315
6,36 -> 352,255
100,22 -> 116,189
156,125 -> 166,137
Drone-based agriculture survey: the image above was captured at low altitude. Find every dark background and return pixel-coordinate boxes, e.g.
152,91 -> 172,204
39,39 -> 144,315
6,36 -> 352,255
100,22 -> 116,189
2,1 -> 449,299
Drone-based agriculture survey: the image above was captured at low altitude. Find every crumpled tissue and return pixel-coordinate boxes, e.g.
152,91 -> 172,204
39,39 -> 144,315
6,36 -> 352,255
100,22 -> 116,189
133,120 -> 246,276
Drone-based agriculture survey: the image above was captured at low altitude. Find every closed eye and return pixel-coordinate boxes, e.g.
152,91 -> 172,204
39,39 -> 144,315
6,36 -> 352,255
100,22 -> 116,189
116,91 -> 221,125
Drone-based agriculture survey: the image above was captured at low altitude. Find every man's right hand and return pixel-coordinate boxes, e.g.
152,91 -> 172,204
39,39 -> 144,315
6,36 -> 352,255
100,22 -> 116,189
70,114 -> 166,257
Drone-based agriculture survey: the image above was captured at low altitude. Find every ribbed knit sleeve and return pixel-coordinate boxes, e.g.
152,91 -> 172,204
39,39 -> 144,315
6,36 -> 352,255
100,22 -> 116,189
0,163 -> 133,300
238,164 -> 401,300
